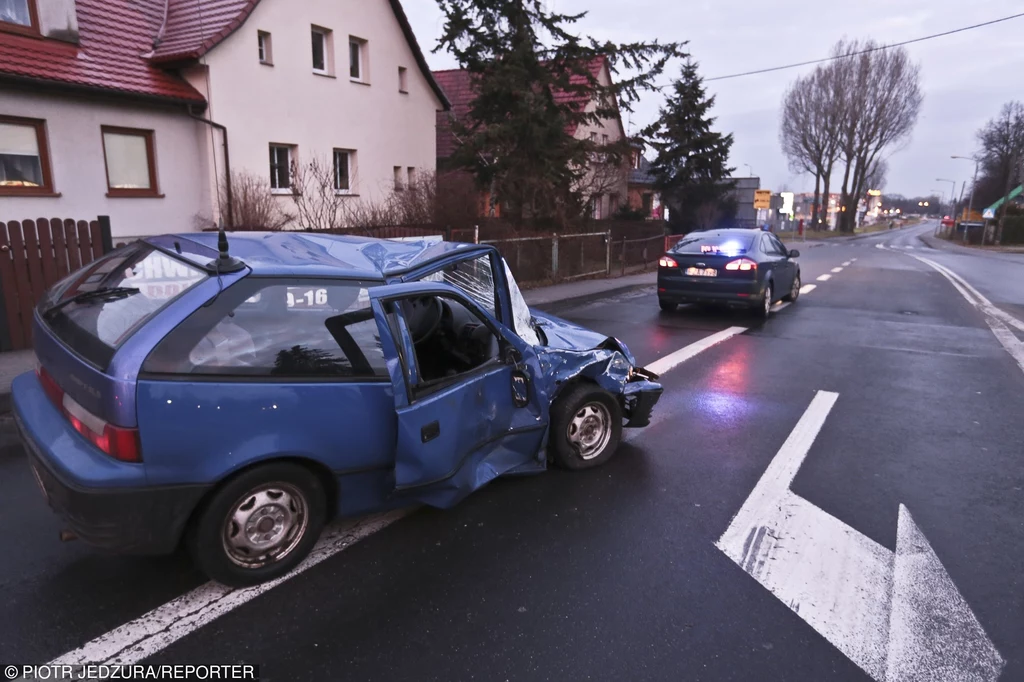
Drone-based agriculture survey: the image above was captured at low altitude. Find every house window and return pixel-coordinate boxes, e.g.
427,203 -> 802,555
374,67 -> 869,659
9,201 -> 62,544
632,150 -> 642,169
642,193 -> 653,214
0,0 -> 38,34
602,134 -> 609,145
258,31 -> 273,65
349,37 -> 367,81
102,127 -> 158,197
398,66 -> 408,93
333,149 -> 353,193
591,195 -> 603,220
589,132 -> 597,142
269,144 -> 293,191
311,27 -> 334,76
394,166 -> 403,191
407,167 -> 416,188
0,116 -> 52,195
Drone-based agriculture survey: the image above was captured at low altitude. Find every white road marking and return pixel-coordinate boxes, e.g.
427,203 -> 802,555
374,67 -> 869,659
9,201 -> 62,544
851,258 -> 858,262
831,267 -> 844,273
876,244 -> 887,250
773,302 -> 791,312
799,284 -> 817,295
842,261 -> 852,266
907,254 -> 1024,375
49,510 -> 410,666
645,326 -> 747,376
717,392 -> 1004,682
905,246 -> 915,250
817,274 -> 832,282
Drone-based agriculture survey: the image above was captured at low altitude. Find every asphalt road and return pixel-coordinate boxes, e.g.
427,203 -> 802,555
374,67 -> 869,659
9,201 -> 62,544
2,222 -> 1022,681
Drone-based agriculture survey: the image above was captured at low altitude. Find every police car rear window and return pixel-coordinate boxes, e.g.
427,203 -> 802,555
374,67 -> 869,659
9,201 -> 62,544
671,234 -> 755,255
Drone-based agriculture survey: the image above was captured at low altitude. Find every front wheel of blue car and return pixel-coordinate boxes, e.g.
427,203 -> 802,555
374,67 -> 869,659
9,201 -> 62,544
549,384 -> 623,470
188,462 -> 327,587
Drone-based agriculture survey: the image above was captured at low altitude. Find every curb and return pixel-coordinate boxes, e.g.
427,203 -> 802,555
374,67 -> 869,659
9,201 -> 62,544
527,281 -> 655,313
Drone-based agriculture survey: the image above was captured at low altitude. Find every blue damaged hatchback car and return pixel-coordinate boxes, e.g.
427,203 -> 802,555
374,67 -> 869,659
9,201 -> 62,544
13,231 -> 662,586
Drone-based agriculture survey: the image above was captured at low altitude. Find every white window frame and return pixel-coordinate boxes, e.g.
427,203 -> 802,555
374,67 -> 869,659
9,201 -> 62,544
311,27 -> 333,76
258,31 -> 272,65
269,144 -> 294,193
333,149 -> 354,194
349,37 -> 367,82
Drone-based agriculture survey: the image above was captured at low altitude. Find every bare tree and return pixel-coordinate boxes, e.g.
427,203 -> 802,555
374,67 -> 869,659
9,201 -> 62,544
780,65 -> 842,227
289,155 -> 351,231
976,101 -> 1024,242
194,170 -> 292,231
832,40 -> 922,232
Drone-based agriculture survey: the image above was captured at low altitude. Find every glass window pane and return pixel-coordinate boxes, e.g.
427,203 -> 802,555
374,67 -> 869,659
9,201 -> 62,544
439,255 -> 496,318
144,281 -> 387,379
349,41 -> 360,79
333,150 -> 350,191
0,0 -> 31,26
671,233 -> 755,256
0,122 -> 42,187
103,132 -> 151,189
312,31 -> 325,71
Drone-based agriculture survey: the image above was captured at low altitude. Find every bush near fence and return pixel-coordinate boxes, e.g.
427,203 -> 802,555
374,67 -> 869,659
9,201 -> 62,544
1000,216 -> 1024,245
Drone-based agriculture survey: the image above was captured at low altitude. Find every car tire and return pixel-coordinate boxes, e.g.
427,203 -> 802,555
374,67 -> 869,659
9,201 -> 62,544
752,282 -> 773,319
659,299 -> 677,312
782,272 -> 801,302
188,462 -> 327,587
549,384 -> 623,470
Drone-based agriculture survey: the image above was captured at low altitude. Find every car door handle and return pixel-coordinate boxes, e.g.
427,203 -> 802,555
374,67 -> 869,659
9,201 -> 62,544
421,421 -> 440,443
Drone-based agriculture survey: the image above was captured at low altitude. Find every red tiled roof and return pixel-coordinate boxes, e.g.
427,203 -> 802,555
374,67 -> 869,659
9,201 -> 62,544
434,56 -> 608,159
0,0 -> 205,103
149,0 -> 259,63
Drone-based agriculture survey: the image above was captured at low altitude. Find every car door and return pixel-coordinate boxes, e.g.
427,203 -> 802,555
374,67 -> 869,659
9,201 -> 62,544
769,233 -> 797,293
367,281 -> 550,509
761,234 -> 793,297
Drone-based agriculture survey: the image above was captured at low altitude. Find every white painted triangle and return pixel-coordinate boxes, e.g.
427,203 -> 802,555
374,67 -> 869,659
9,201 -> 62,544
885,505 -> 1005,682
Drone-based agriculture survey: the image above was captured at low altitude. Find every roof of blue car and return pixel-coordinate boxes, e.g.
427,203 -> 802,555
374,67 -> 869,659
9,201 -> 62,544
163,231 -> 484,278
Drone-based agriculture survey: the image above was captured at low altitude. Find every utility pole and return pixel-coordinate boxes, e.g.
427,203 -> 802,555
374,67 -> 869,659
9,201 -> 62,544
952,155 -> 980,243
995,150 -> 1021,246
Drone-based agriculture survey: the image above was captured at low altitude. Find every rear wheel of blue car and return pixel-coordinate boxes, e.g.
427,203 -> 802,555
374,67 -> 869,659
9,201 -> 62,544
550,385 -> 623,470
188,462 -> 327,587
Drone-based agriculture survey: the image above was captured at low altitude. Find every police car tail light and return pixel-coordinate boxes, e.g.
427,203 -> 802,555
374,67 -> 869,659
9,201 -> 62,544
37,365 -> 141,462
659,256 -> 678,268
725,258 -> 758,272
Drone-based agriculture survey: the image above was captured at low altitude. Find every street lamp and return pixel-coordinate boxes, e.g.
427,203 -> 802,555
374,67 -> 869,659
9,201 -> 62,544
952,155 -> 980,244
936,178 -> 957,219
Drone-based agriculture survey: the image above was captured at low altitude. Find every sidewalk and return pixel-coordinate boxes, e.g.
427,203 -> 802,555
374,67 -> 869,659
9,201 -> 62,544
919,231 -> 1024,260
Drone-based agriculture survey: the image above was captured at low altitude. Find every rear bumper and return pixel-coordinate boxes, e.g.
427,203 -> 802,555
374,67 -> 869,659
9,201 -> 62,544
657,279 -> 763,306
13,372 -> 209,555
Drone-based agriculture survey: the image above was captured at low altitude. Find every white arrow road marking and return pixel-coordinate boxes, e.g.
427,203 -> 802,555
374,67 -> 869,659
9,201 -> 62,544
49,510 -> 410,666
904,254 -> 1024,375
716,391 -> 1004,682
817,274 -> 832,281
800,284 -> 817,295
831,267 -> 844,273
645,326 -> 747,376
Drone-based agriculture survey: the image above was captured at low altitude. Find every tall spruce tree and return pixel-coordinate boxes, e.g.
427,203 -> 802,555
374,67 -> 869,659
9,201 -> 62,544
435,0 -> 685,226
645,60 -> 735,231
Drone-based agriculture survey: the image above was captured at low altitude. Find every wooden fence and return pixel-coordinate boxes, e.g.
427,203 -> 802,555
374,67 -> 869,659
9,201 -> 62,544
0,217 -> 113,351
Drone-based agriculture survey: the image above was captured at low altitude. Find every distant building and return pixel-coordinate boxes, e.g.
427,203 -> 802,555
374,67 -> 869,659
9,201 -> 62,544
626,145 -> 664,221
728,177 -> 760,227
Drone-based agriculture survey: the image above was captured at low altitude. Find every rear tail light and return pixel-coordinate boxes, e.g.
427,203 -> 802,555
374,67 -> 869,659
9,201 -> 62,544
725,258 -> 758,272
659,256 -> 678,268
35,366 -> 142,463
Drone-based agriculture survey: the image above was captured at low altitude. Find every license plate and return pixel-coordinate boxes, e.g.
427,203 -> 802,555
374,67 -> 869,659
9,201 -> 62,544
685,267 -> 717,277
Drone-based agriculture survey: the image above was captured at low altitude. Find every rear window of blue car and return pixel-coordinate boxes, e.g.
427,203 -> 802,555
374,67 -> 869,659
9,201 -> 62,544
39,244 -> 206,370
671,233 -> 755,256
142,278 -> 387,380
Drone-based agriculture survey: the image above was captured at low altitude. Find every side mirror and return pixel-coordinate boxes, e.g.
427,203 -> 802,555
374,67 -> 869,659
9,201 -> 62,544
788,249 -> 800,258
504,345 -> 523,366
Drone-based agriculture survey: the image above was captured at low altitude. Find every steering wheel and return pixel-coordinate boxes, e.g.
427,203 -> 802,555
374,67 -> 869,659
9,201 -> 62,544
401,296 -> 444,343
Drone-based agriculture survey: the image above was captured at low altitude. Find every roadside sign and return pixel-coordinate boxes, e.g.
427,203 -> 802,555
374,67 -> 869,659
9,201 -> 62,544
754,190 -> 772,210
982,208 -> 996,220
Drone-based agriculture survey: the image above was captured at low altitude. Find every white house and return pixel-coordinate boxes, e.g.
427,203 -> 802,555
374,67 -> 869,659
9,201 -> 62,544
0,0 -> 449,239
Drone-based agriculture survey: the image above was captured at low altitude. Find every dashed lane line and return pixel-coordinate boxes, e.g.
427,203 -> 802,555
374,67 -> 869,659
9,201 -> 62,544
842,261 -> 852,267
817,274 -> 832,282
831,267 -> 844,273
800,284 -> 817,295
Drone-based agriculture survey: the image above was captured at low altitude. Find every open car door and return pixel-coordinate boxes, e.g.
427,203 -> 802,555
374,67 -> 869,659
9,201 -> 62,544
368,281 -> 549,508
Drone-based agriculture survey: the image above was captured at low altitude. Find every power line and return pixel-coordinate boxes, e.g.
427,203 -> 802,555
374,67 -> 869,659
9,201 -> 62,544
701,11 -> 1024,83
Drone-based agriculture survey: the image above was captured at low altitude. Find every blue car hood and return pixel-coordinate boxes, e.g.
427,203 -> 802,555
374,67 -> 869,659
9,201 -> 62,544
530,309 -> 637,366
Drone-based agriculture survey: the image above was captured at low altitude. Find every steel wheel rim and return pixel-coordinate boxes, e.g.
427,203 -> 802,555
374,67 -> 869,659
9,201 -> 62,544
222,482 -> 309,569
567,401 -> 612,460
792,275 -> 800,299
764,286 -> 772,315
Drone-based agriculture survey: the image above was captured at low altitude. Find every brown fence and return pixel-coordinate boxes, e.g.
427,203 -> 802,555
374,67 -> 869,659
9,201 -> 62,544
0,217 -> 113,351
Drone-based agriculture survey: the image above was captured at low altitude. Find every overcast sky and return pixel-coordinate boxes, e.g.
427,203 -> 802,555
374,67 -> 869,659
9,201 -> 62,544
404,0 -> 1024,200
